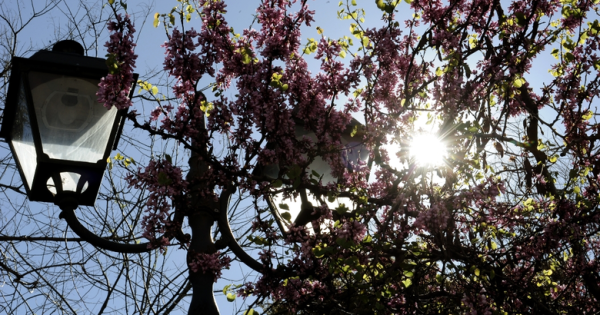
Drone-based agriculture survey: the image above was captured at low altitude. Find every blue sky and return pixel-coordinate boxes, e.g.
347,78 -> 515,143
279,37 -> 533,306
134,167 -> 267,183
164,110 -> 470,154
5,0 -> 581,314
7,1 -> 412,314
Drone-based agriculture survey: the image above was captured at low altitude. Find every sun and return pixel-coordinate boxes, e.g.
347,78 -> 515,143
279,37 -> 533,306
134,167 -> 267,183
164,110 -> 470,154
409,133 -> 447,166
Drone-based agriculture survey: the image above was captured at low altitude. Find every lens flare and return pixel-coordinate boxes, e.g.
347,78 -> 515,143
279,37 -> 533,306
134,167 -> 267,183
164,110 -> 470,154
409,133 -> 447,166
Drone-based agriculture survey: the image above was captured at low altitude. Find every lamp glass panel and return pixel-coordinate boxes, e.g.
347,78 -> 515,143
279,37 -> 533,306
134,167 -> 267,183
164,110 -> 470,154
46,172 -> 88,194
295,124 -> 369,184
294,124 -> 336,184
341,141 -> 369,171
10,81 -> 37,189
29,71 -> 117,163
271,192 -> 353,233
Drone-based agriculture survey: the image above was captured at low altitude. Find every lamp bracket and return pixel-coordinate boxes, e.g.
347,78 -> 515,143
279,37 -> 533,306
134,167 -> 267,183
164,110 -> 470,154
57,194 -> 183,254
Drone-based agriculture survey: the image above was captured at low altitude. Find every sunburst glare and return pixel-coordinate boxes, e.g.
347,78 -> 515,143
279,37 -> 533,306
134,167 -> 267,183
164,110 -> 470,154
409,133 -> 447,166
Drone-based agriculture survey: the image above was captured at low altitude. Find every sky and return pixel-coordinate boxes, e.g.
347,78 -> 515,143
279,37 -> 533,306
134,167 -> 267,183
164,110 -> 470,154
5,0 -> 411,314
4,0 -> 583,314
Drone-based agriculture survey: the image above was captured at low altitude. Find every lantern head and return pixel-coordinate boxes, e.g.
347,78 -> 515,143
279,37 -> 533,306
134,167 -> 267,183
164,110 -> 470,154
0,40 -> 133,206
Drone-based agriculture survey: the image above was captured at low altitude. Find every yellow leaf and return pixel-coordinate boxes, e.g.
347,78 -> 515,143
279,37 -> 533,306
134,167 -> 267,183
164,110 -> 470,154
151,86 -> 158,95
475,268 -> 480,276
108,0 -> 115,4
491,241 -> 497,250
513,77 -> 524,88
317,26 -> 323,35
340,50 -> 346,58
582,110 -> 593,120
436,67 -> 443,76
153,12 -> 160,28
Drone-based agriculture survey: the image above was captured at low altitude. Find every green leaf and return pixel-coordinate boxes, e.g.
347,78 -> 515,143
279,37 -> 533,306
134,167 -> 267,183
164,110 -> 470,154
280,211 -> 292,222
564,52 -> 575,62
403,271 -> 414,277
513,77 -> 525,88
287,165 -> 302,179
241,47 -> 253,65
569,169 -> 578,179
402,279 -> 412,288
515,12 -> 527,26
327,193 -> 336,203
165,154 -> 172,164
272,179 -> 283,188
279,203 -> 290,210
361,36 -> 369,47
244,309 -> 259,315
105,53 -> 120,75
108,0 -> 115,4
222,284 -> 231,295
226,292 -> 236,302
351,125 -> 358,137
435,67 -> 443,76
157,172 -> 173,186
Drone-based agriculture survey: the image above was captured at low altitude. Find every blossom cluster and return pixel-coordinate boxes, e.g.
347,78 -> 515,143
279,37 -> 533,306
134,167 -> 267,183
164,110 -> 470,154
188,251 -> 232,282
126,158 -> 187,250
97,14 -> 137,110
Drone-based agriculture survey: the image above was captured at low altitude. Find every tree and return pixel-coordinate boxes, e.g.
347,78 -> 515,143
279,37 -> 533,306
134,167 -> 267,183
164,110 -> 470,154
4,0 -> 600,314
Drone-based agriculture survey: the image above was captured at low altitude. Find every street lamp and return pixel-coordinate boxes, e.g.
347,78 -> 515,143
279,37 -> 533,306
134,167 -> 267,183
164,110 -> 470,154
1,40 -> 127,207
0,41 -> 158,254
0,40 -> 254,315
257,118 -> 370,233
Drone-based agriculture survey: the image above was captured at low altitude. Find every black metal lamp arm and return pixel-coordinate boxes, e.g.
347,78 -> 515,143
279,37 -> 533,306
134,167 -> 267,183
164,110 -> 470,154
58,200 -> 182,254
215,187 -> 264,272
